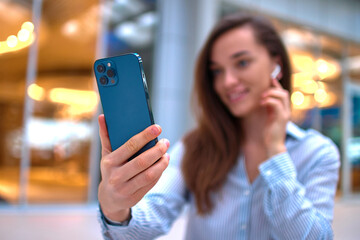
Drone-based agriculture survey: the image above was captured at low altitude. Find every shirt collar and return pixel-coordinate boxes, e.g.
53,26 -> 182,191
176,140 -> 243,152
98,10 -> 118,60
286,121 -> 306,140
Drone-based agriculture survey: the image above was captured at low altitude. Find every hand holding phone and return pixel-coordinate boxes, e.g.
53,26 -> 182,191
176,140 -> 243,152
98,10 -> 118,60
94,53 -> 170,222
94,53 -> 157,159
97,114 -> 170,222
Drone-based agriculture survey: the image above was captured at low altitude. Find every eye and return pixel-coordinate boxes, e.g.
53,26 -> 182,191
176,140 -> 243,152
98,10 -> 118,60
210,68 -> 223,77
236,59 -> 249,68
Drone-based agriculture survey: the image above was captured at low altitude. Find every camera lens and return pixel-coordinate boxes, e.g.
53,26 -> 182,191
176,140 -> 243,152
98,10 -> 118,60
97,64 -> 105,73
107,68 -> 116,78
99,76 -> 108,85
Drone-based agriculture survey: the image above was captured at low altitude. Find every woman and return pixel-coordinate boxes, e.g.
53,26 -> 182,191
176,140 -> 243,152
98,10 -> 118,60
97,13 -> 340,240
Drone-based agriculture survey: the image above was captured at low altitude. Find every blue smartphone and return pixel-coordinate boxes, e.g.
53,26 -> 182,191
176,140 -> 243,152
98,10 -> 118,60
94,53 -> 157,160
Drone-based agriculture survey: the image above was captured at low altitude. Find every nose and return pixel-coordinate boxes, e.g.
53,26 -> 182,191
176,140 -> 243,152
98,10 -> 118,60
223,69 -> 238,88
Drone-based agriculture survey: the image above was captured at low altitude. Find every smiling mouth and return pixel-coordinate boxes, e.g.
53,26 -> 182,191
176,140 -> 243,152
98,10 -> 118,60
227,89 -> 249,103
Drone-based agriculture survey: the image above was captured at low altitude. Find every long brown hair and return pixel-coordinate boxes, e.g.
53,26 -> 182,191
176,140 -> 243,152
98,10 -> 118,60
182,13 -> 292,215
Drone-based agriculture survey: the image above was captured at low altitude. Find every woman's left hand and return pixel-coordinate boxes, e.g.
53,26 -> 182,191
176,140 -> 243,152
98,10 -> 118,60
260,78 -> 291,158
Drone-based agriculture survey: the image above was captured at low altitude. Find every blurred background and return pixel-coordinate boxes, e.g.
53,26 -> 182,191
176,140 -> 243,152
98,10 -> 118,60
0,0 -> 359,239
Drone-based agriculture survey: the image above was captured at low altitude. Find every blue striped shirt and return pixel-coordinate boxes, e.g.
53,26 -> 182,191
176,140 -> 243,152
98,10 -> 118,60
99,122 -> 340,239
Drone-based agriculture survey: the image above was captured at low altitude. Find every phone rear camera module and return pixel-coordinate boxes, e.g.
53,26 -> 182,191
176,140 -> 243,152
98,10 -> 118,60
107,68 -> 116,78
97,64 -> 106,73
99,76 -> 108,85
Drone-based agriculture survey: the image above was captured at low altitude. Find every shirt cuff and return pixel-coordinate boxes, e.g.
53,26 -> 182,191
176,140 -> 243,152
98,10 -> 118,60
99,205 -> 132,227
259,151 -> 297,188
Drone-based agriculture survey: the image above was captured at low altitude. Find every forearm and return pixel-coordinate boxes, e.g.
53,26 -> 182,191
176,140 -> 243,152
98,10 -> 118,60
259,152 -> 335,240
262,177 -> 333,239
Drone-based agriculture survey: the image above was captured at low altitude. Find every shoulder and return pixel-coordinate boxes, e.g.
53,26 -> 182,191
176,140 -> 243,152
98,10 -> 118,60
288,122 -> 338,152
287,122 -> 340,167
304,129 -> 338,156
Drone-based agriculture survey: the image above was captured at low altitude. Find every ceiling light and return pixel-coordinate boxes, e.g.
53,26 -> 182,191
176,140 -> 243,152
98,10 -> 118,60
315,58 -> 340,80
115,21 -> 137,37
27,83 -> 45,101
6,35 -> 18,48
314,89 -> 327,103
291,91 -> 305,106
21,21 -> 34,32
18,29 -> 30,42
62,20 -> 79,36
138,12 -> 157,27
49,88 -> 98,112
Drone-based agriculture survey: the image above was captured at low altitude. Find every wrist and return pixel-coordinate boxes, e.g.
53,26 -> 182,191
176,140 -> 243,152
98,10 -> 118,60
102,207 -> 131,223
104,209 -> 132,226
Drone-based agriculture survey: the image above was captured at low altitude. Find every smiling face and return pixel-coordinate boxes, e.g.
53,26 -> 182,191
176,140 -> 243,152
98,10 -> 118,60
211,25 -> 278,118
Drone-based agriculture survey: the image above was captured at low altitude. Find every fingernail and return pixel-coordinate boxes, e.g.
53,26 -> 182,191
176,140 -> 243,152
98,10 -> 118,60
152,124 -> 161,135
164,153 -> 170,160
162,139 -> 170,148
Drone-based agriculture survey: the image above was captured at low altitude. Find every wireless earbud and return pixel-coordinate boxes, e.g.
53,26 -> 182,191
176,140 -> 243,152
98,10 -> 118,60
271,64 -> 281,80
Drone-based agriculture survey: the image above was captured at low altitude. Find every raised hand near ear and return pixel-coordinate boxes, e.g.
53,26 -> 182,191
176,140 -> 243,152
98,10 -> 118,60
260,77 -> 290,157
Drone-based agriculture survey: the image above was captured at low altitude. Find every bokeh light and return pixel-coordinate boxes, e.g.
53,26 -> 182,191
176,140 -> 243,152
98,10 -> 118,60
6,35 -> 18,48
18,29 -> 31,42
291,91 -> 305,106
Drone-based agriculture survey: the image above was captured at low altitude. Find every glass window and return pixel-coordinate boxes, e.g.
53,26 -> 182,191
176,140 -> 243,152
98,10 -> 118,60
104,0 -> 157,90
349,43 -> 360,82
348,43 -> 360,193
0,0 -> 34,204
0,0 -> 158,205
25,1 -> 100,204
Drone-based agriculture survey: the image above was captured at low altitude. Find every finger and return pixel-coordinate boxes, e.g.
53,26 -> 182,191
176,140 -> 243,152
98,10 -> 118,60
126,153 -> 170,195
110,172 -> 161,206
261,98 -> 288,118
271,77 -> 283,89
261,96 -> 282,109
262,89 -> 290,110
127,176 -> 160,204
98,114 -> 112,156
108,124 -> 163,166
262,89 -> 288,101
117,139 -> 170,182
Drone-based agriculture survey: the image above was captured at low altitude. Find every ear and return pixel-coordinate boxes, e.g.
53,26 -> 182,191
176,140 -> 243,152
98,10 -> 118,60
271,64 -> 281,79
271,57 -> 283,80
